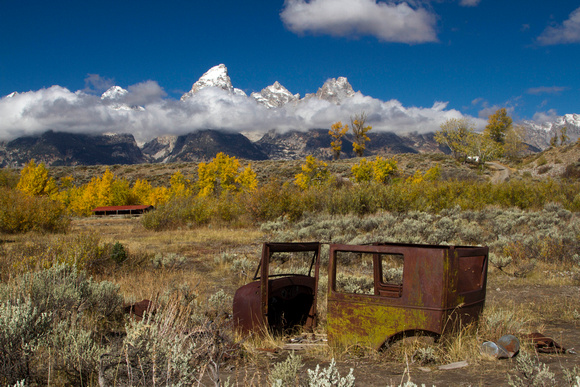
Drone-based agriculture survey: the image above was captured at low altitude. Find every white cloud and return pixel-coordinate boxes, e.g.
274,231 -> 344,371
478,105 -> 514,120
280,0 -> 438,44
459,0 -> 481,7
532,109 -> 559,124
537,6 -> 580,45
526,86 -> 568,95
0,82 -> 475,143
84,74 -> 115,94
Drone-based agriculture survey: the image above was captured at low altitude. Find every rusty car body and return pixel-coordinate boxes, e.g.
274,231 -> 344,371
327,243 -> 489,349
233,242 -> 321,334
233,242 -> 488,349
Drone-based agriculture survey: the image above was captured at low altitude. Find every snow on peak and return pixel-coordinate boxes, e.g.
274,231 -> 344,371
181,64 -> 237,100
251,81 -> 300,108
101,86 -> 145,111
313,77 -> 355,104
101,86 -> 128,101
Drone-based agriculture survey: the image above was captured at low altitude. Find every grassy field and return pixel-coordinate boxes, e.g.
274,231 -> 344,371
1,149 -> 580,386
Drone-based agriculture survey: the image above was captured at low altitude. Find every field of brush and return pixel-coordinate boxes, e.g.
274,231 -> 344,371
1,146 -> 580,386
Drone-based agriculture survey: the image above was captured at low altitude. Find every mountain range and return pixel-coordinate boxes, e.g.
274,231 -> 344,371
0,64 -> 578,167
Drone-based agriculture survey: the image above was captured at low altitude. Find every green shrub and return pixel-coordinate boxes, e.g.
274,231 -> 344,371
110,241 -> 128,264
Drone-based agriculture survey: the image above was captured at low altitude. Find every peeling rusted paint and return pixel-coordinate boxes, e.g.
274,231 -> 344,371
327,243 -> 488,349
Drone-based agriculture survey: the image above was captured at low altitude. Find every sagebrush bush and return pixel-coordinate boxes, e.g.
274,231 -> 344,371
0,264 -> 123,385
269,351 -> 304,387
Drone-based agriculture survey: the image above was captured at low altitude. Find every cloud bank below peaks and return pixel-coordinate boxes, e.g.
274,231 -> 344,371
0,80 -> 471,143
280,0 -> 438,43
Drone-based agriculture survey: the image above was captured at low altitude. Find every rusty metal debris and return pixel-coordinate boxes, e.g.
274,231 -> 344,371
481,334 -> 520,359
124,299 -> 153,321
233,242 -> 488,350
525,332 -> 568,354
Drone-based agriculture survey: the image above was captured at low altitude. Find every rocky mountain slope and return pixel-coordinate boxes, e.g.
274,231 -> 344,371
142,130 -> 268,163
521,114 -> 580,150
0,131 -> 146,167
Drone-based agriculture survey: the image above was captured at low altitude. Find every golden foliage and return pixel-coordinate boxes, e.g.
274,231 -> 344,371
294,155 -> 332,190
197,153 -> 257,197
351,112 -> 372,157
16,159 -> 58,197
351,156 -> 398,184
329,121 -> 349,160
485,107 -> 512,145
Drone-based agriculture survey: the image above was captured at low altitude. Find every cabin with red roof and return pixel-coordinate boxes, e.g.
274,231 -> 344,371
91,205 -> 154,216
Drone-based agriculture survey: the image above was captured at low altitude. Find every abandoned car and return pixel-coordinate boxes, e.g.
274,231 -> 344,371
233,242 -> 488,349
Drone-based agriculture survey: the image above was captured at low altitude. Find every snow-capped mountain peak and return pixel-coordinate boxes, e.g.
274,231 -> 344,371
181,64 -> 246,100
302,77 -> 355,104
101,86 -> 128,101
101,86 -> 145,111
251,81 -> 300,108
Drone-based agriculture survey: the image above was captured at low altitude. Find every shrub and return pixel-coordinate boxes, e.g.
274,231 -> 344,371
0,188 -> 70,234
306,358 -> 355,387
100,299 -> 237,386
508,351 -> 556,387
269,352 -> 304,386
12,233 -> 108,273
0,264 -> 123,385
0,298 -> 52,385
110,241 -> 128,264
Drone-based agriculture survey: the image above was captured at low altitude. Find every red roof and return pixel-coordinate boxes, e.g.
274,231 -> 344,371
91,205 -> 153,212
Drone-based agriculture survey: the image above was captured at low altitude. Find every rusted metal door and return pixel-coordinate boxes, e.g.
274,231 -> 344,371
233,242 -> 321,334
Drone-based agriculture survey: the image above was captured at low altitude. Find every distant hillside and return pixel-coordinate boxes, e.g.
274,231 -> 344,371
0,131 -> 146,167
3,126 -> 578,168
142,130 -> 268,163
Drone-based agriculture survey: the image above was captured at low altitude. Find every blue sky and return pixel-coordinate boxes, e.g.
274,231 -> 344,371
1,0 -> 580,141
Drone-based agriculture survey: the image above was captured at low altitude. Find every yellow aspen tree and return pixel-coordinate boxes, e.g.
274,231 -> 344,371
96,168 -> 115,206
149,186 -> 170,207
131,179 -> 154,205
351,112 -> 372,157
197,153 -> 254,197
17,159 -> 58,196
435,118 -> 473,161
372,156 -> 398,184
329,121 -> 349,160
215,152 -> 240,193
235,164 -> 258,192
351,158 -> 373,182
170,170 -> 190,198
